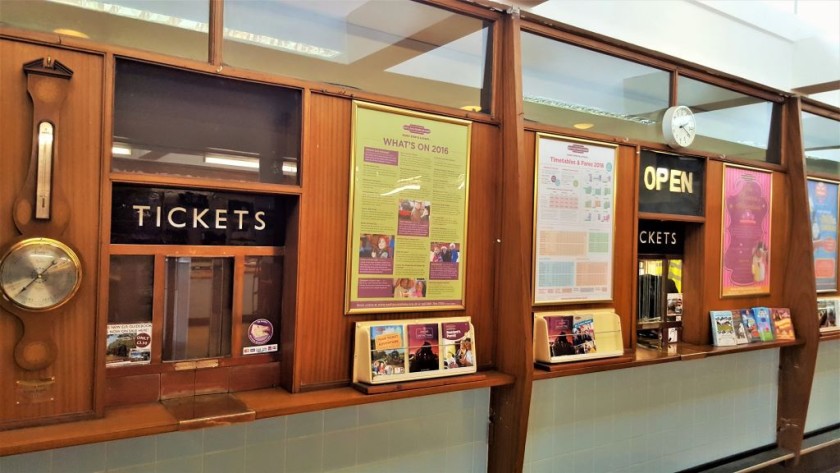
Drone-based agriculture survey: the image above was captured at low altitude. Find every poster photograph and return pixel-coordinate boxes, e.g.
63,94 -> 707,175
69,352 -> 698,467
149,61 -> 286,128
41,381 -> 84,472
345,102 -> 471,313
533,134 -> 617,304
721,164 -> 772,297
808,178 -> 839,292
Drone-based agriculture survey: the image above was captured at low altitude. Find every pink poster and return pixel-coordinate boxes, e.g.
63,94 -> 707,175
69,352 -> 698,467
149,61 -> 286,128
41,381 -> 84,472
721,165 -> 772,296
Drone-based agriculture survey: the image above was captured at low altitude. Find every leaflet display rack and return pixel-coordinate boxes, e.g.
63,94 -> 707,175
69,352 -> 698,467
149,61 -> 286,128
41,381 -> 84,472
533,310 -> 624,364
353,316 -> 477,388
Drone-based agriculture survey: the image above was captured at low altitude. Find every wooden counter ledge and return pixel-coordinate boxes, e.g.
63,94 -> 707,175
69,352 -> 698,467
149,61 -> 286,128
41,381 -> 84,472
237,370 -> 515,419
0,370 -> 514,456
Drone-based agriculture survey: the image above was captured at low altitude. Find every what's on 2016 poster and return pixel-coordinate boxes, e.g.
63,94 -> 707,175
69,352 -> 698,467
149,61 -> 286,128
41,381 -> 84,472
808,178 -> 839,292
532,134 -> 617,304
345,102 -> 471,313
721,165 -> 772,297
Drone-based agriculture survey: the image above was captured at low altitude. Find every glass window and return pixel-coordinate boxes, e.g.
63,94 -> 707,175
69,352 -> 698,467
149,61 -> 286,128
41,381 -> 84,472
108,255 -> 154,324
0,0 -> 209,61
113,60 -> 302,185
803,112 -> 840,175
677,76 -> 777,162
223,0 -> 493,113
163,257 -> 233,361
241,256 -> 282,355
521,32 -> 670,141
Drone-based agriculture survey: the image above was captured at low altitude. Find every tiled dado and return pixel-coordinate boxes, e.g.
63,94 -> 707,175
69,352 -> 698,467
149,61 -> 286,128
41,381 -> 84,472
523,349 -> 780,473
0,389 -> 491,473
806,339 -> 840,433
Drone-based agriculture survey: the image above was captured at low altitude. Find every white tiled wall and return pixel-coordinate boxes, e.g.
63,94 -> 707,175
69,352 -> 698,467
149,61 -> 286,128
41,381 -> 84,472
4,344 -> 831,473
0,389 -> 491,473
805,339 -> 840,433
523,349 -> 780,473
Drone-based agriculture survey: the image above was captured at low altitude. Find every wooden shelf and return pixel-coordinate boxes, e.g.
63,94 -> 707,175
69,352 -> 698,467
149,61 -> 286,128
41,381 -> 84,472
0,403 -> 177,456
674,339 -> 803,361
532,339 -> 805,382
819,330 -> 840,342
533,349 -> 679,381
0,370 -> 513,456
238,370 -> 514,419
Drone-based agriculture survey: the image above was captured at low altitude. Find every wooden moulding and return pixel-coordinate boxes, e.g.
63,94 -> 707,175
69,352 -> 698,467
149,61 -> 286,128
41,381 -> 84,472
352,373 -> 487,395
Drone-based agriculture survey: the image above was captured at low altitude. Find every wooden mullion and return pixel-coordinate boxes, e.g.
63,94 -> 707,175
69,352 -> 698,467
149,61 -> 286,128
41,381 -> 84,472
488,11 -> 533,473
94,51 -> 117,417
777,96 -> 820,463
209,0 -> 223,66
151,255 -> 166,364
230,254 -> 245,359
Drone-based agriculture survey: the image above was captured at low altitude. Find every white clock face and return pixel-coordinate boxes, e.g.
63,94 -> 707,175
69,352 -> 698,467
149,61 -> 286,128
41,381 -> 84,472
0,239 -> 81,311
664,106 -> 696,148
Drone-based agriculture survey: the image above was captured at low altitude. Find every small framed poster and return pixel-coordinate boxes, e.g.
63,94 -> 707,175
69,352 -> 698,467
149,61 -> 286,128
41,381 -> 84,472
808,177 -> 839,292
721,164 -> 773,297
532,134 -> 618,304
345,102 -> 471,314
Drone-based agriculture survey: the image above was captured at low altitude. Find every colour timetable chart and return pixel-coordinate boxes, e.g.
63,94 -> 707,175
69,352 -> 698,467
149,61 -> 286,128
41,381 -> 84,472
533,134 -> 617,304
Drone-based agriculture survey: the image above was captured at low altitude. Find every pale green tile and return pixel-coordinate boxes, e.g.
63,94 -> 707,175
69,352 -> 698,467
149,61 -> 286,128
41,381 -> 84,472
324,406 -> 358,433
246,417 -> 285,444
52,443 -> 106,473
244,439 -> 284,472
154,456 -> 202,473
286,411 -> 323,439
106,437 -> 156,469
322,430 -> 356,471
284,436 -> 322,473
156,430 -> 202,461
203,448 -> 245,473
204,424 -> 247,453
2,450 -> 51,473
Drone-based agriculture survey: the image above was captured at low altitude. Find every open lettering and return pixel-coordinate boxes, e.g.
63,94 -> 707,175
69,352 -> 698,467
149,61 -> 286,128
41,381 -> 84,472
132,205 -> 266,231
643,166 -> 693,193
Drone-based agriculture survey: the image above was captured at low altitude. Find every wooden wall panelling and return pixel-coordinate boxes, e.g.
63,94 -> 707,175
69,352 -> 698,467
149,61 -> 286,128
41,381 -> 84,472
777,97 -> 820,462
613,145 -> 639,347
524,133 -> 638,348
293,92 -> 500,391
0,39 -> 102,427
94,52 -> 115,417
488,12 -> 533,473
293,93 -> 352,391
686,159 -> 790,345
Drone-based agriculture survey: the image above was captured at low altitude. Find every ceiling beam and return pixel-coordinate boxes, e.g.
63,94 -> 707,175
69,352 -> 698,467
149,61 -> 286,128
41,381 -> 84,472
793,80 -> 840,96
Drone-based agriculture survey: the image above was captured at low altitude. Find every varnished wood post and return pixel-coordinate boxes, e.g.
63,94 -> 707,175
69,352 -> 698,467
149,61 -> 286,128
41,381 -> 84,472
488,10 -> 533,473
778,96 -> 820,463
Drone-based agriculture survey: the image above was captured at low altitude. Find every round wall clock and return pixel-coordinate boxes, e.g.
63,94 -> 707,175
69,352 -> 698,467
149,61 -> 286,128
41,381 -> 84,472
662,105 -> 696,149
0,237 -> 81,311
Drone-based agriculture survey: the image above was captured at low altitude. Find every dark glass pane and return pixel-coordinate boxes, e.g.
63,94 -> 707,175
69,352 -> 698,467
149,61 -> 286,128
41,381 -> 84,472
241,256 -> 282,355
163,257 -> 233,361
803,112 -> 840,176
108,255 -> 154,324
223,1 -> 492,113
113,60 -> 302,185
0,0 -> 209,61
678,76 -> 776,162
110,184 -> 293,246
521,32 -> 670,141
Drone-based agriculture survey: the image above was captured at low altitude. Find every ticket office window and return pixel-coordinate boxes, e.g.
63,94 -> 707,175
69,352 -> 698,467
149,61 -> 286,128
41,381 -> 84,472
106,185 -> 291,368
